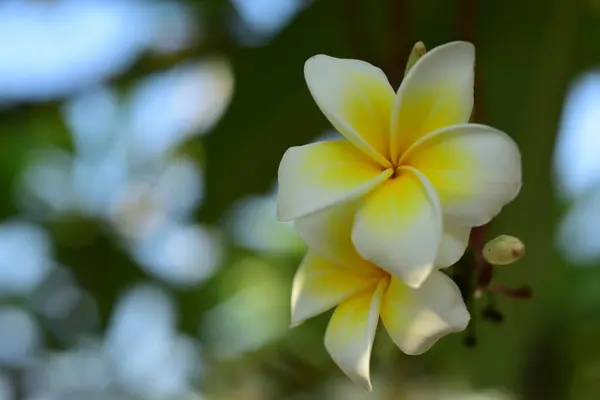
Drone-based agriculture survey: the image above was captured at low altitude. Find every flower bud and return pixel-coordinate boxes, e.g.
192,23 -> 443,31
404,41 -> 427,76
482,235 -> 525,265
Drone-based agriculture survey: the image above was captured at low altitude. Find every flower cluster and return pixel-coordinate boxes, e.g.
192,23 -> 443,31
276,41 -> 522,390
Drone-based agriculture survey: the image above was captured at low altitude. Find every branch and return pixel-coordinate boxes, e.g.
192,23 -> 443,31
386,0 -> 411,88
341,0 -> 373,62
458,0 -> 484,123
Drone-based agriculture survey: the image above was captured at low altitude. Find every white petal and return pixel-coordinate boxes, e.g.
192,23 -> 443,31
352,166 -> 442,288
381,272 -> 470,355
325,279 -> 385,391
295,201 -> 371,268
402,123 -> 522,226
305,55 -> 395,167
277,140 -> 392,221
291,252 -> 377,326
435,220 -> 471,268
391,41 -> 475,161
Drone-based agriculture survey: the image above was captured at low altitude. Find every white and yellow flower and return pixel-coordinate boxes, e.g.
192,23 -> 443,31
291,203 -> 470,391
278,41 -> 521,288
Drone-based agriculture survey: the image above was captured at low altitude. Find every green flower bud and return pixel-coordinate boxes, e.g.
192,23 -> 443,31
404,41 -> 427,76
482,235 -> 525,265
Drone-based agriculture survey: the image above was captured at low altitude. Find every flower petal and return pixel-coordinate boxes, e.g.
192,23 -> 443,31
277,140 -> 393,221
291,252 -> 378,326
305,55 -> 395,167
295,201 -> 374,269
381,272 -> 470,355
324,279 -> 386,391
435,220 -> 471,268
391,41 -> 474,161
352,166 -> 442,288
402,123 -> 522,226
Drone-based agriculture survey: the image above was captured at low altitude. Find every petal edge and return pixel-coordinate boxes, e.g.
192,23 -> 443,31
324,279 -> 385,391
305,55 -> 395,167
352,166 -> 443,288
277,140 -> 392,222
381,273 -> 470,355
391,41 -> 475,161
402,123 -> 522,226
291,252 -> 377,326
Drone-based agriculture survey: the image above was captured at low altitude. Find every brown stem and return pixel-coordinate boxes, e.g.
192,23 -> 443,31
456,0 -> 495,344
342,0 -> 373,62
457,0 -> 486,126
457,0 -> 476,41
469,225 -> 487,265
460,0 -> 489,275
469,225 -> 494,292
460,0 -> 491,288
488,283 -> 533,299
476,262 -> 494,289
386,0 -> 411,88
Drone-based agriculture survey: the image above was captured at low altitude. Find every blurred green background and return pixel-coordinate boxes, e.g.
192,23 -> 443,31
0,0 -> 599,398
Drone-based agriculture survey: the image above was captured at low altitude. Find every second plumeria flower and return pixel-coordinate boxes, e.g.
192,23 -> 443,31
277,41 -> 522,288
291,203 -> 470,391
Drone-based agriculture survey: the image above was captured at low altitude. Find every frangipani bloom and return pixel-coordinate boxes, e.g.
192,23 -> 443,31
278,42 -> 521,288
291,203 -> 470,390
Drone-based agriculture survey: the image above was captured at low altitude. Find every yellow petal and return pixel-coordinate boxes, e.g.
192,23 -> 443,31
295,201 -> 375,271
352,166 -> 442,288
277,140 -> 392,221
380,273 -> 470,355
291,252 -> 378,326
304,55 -> 395,167
402,123 -> 522,227
435,219 -> 471,268
325,279 -> 386,391
391,42 -> 474,162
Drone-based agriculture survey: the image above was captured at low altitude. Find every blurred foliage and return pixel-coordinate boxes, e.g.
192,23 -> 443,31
1,0 -> 600,399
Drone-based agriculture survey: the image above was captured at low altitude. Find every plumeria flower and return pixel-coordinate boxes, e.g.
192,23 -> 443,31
277,41 -> 521,288
291,202 -> 470,390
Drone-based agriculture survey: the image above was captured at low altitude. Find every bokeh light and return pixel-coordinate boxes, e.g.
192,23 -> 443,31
0,0 -> 598,398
